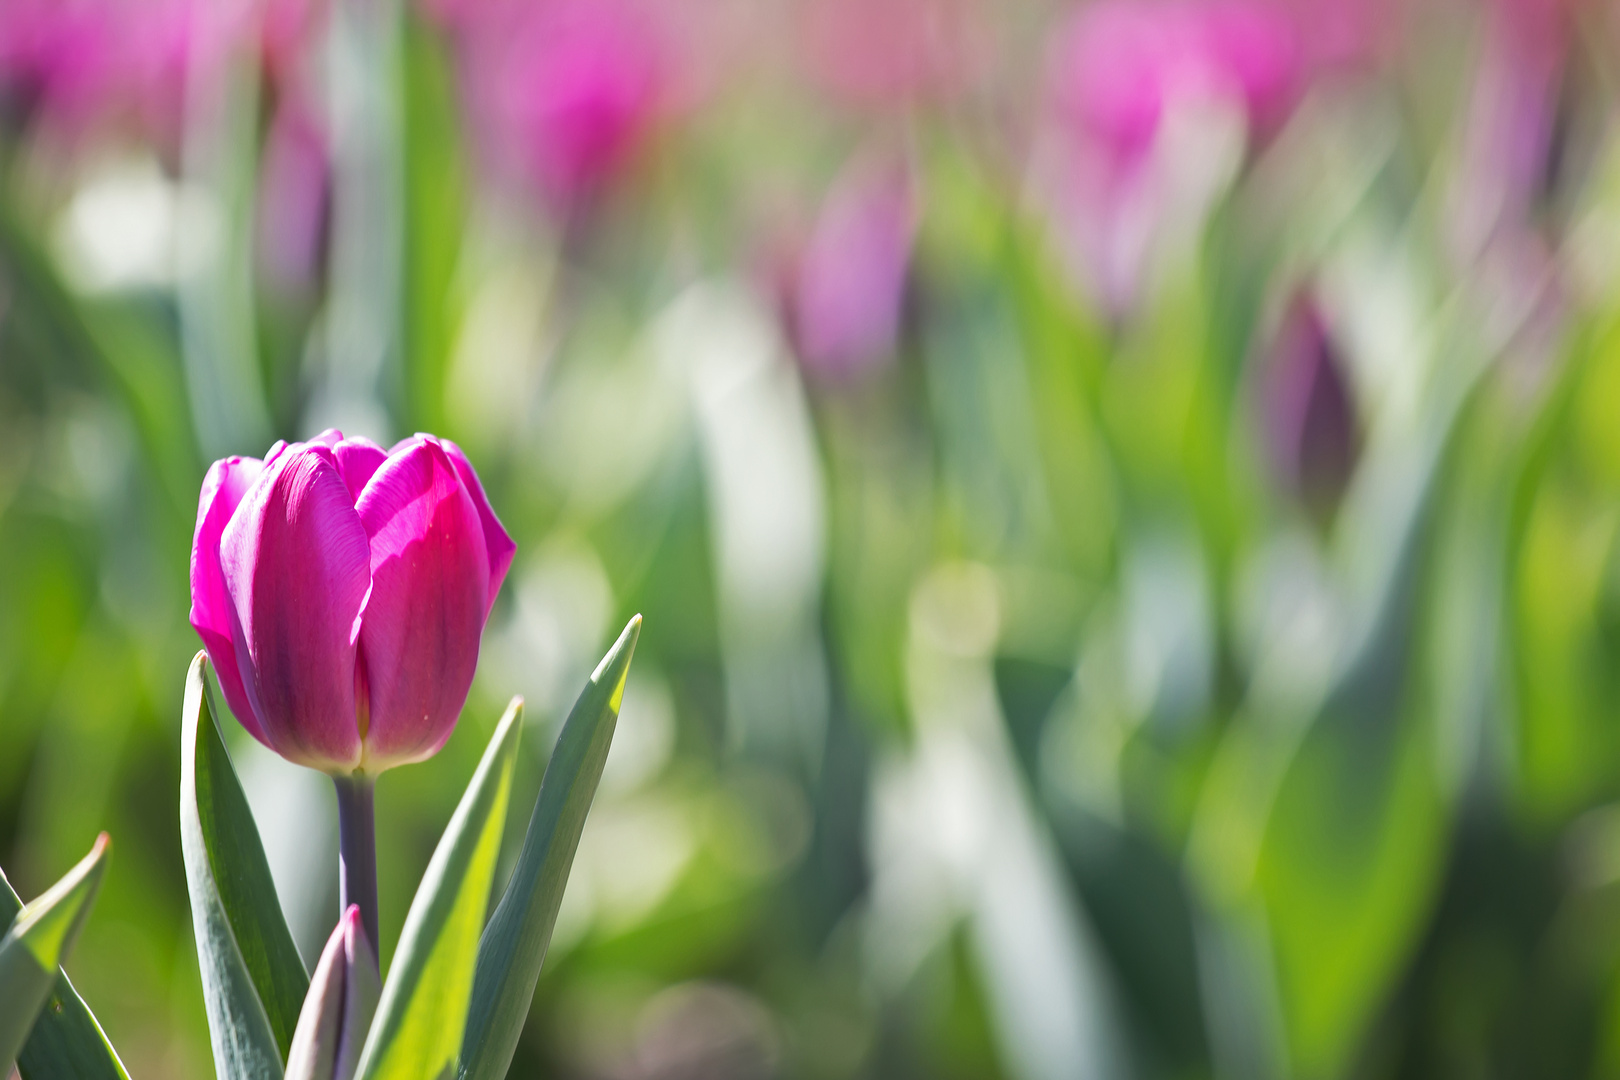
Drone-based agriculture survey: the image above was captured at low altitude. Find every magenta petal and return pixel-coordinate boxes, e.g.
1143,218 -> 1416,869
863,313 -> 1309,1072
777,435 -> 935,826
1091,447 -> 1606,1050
189,454 -> 267,744
309,428 -> 345,448
221,446 -> 371,772
334,437 -> 387,501
355,440 -> 491,768
439,437 -> 517,613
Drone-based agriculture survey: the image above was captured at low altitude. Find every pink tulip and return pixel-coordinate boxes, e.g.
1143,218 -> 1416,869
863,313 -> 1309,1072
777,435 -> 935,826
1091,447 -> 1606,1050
190,429 -> 515,775
437,0 -> 672,210
0,0 -> 315,144
1039,0 -> 1305,312
791,153 -> 918,381
1048,0 -> 1303,176
257,93 -> 330,293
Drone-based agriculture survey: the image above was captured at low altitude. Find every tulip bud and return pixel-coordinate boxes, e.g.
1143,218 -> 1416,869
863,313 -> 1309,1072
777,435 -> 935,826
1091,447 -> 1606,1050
285,906 -> 379,1080
189,430 -> 516,775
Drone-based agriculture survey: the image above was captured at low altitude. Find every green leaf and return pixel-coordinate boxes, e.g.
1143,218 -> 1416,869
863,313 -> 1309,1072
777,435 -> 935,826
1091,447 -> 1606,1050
459,614 -> 641,1080
0,859 -> 129,1080
180,652 -> 310,1077
0,835 -> 111,1073
355,699 -> 524,1080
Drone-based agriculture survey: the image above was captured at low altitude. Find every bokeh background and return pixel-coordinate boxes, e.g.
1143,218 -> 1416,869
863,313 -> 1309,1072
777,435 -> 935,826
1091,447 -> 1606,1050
3,0 -> 1620,1076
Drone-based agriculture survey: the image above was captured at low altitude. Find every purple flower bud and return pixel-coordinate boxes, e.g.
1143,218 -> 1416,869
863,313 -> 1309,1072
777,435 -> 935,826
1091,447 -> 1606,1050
189,430 -> 516,774
286,905 -> 379,1080
1261,293 -> 1358,522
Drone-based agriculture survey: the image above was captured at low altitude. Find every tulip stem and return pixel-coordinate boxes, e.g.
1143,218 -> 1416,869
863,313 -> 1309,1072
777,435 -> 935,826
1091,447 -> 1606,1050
333,774 -> 380,963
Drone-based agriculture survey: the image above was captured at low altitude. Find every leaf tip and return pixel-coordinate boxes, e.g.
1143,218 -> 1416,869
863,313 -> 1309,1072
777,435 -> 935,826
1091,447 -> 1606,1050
592,615 -> 641,714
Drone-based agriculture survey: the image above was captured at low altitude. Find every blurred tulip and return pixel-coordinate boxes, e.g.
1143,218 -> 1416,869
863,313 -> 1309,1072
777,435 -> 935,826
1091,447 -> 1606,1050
1048,0 -> 1302,173
791,153 -> 918,382
1449,0 -> 1569,266
1261,292 -> 1358,523
802,0 -> 983,108
189,429 -> 516,775
257,93 -> 330,293
438,0 -> 672,210
1039,0 -> 1305,312
285,905 -> 379,1080
0,0 -> 318,144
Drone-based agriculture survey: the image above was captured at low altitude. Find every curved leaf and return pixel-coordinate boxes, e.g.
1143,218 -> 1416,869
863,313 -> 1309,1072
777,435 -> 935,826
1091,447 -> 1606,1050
459,614 -> 640,1080
1,860 -> 129,1080
181,652 -> 310,1077
0,836 -> 111,1073
355,699 -> 523,1080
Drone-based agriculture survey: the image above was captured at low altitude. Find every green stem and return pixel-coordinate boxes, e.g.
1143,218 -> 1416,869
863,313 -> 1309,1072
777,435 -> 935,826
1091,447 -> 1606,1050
333,774 -> 380,962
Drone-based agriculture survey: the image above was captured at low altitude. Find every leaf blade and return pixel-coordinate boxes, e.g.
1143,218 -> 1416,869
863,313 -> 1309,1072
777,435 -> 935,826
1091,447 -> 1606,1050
355,700 -> 523,1080
0,836 -> 112,1073
0,861 -> 130,1080
459,614 -> 641,1080
181,651 -> 309,1077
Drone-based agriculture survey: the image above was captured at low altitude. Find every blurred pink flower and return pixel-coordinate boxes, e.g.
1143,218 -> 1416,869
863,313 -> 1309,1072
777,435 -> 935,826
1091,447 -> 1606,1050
1039,0 -> 1306,312
1048,0 -> 1303,175
790,153 -> 918,381
437,0 -> 673,209
257,93 -> 329,292
1450,0 -> 1570,263
0,0 -> 315,144
802,0 -> 983,108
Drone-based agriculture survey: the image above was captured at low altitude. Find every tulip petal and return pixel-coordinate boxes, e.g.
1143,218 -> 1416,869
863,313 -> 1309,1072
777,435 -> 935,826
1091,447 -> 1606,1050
440,437 -> 517,614
222,446 -> 371,771
333,438 -> 388,502
190,454 -> 267,744
356,440 -> 491,768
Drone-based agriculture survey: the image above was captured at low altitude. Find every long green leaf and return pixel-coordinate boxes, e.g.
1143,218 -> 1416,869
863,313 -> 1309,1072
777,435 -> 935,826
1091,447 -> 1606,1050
0,836 -> 110,1072
181,652 -> 310,1077
355,699 -> 524,1080
459,614 -> 641,1080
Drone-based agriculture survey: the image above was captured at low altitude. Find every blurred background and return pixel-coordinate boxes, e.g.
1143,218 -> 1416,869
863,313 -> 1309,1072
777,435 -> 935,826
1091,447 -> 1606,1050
3,0 -> 1620,1076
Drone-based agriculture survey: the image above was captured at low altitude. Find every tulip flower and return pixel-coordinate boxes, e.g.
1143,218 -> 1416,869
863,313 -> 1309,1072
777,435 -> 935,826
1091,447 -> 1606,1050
190,428 -> 515,946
